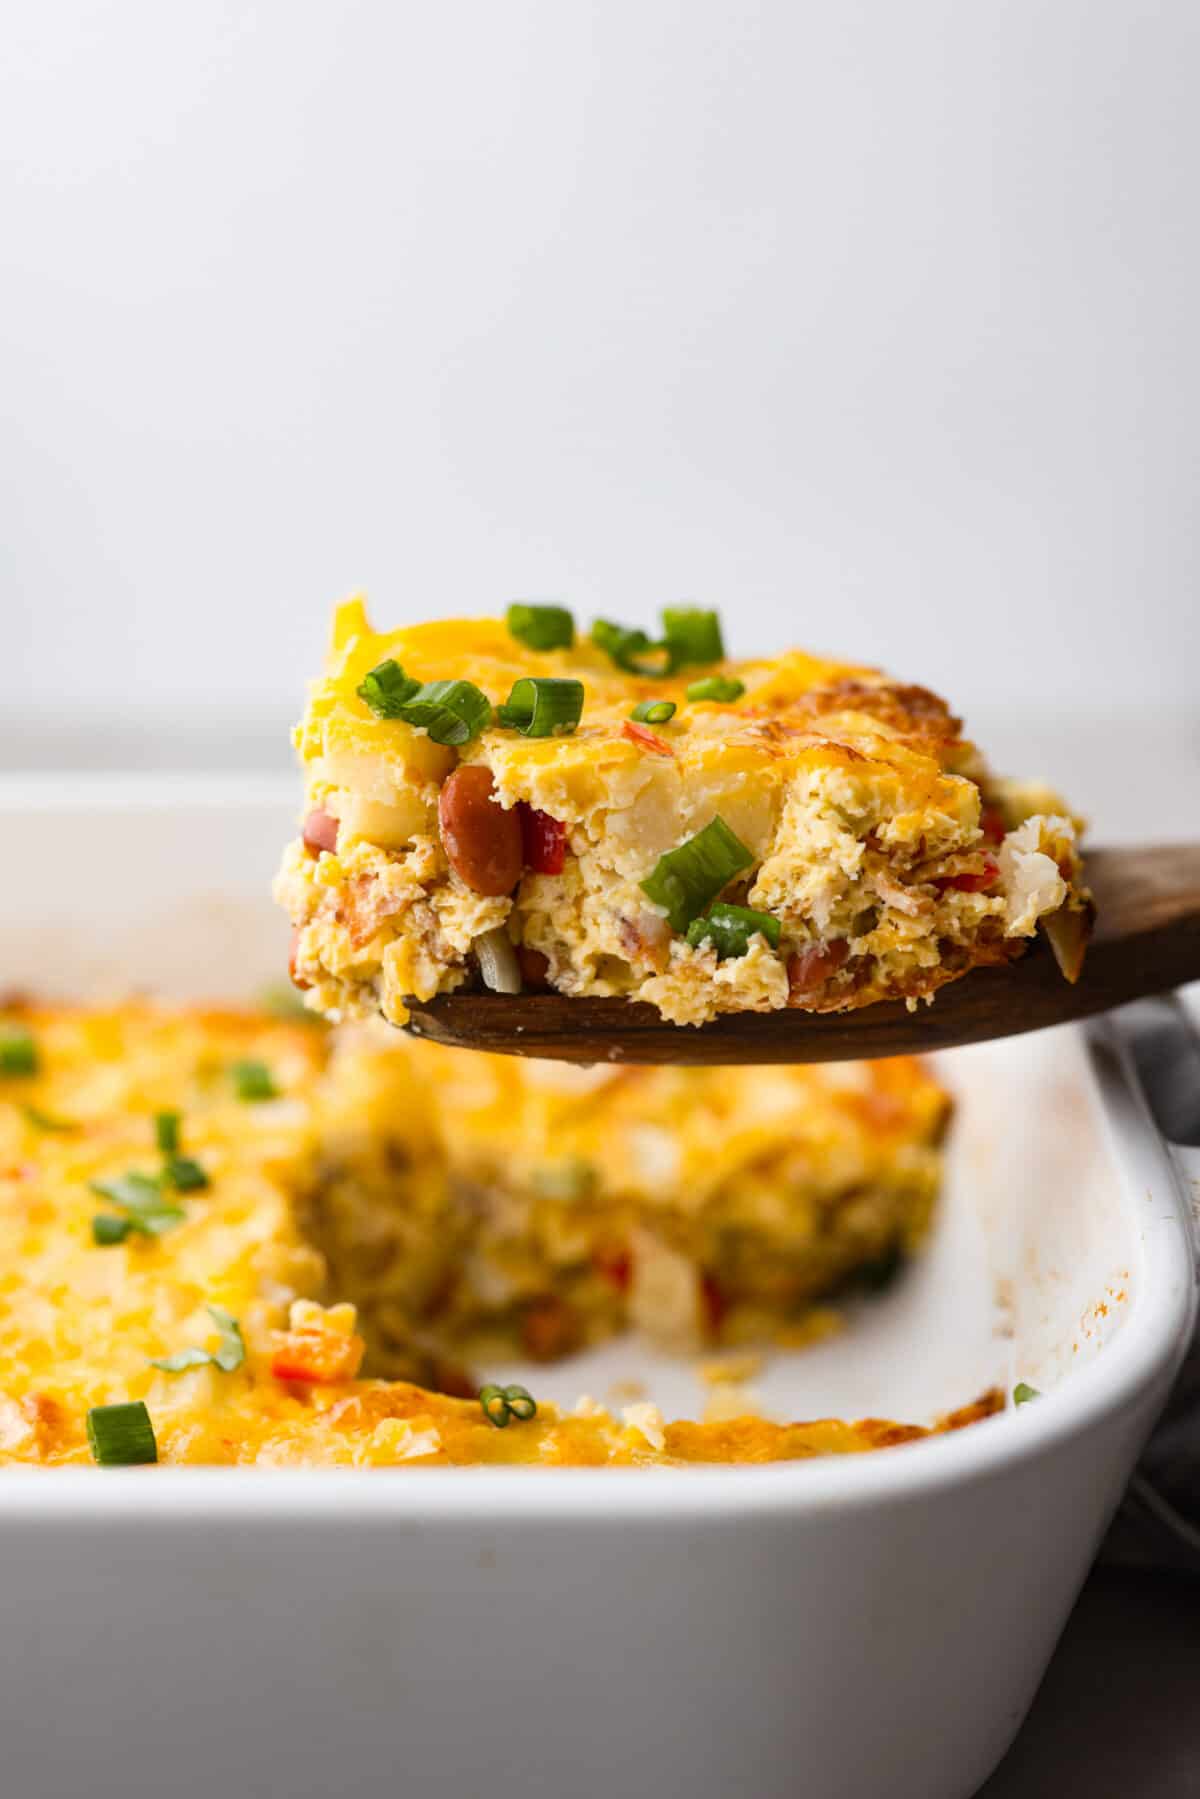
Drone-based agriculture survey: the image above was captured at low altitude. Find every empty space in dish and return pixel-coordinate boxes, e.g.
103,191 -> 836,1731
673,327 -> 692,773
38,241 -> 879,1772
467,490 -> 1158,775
2,778 -> 1139,1427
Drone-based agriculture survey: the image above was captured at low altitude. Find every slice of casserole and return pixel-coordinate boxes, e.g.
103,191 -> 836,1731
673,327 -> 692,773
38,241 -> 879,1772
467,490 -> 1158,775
0,1002 -> 989,1468
276,598 -> 1091,1030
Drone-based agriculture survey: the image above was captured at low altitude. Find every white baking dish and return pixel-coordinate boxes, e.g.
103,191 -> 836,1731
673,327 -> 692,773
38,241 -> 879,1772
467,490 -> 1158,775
1,778 -> 1195,1799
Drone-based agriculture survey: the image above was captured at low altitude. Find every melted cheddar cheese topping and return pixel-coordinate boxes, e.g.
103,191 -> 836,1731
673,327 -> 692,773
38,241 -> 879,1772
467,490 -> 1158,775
0,1003 -> 996,1468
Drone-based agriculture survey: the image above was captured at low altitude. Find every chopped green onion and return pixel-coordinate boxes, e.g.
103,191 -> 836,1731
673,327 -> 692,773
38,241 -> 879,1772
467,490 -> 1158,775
1013,1382 -> 1041,1406
479,1383 -> 538,1429
630,700 -> 677,725
89,1173 -> 186,1242
90,1204 -> 184,1241
206,1305 -> 246,1372
497,677 -> 584,738
90,1172 -> 167,1210
154,1111 -> 180,1157
356,659 -> 421,717
22,1104 -> 76,1133
163,1155 -> 209,1193
148,1344 -> 210,1373
590,619 -> 670,676
662,608 -> 724,669
91,1213 -> 134,1246
394,677 -> 494,747
151,1112 -> 209,1188
0,1028 -> 38,1078
685,675 -> 745,704
640,816 -> 755,935
592,610 -> 729,679
479,1384 -> 509,1428
151,1305 -> 245,1376
686,902 -> 781,958
507,603 -> 575,651
230,1059 -> 278,1103
86,1400 -> 158,1466
358,665 -> 493,746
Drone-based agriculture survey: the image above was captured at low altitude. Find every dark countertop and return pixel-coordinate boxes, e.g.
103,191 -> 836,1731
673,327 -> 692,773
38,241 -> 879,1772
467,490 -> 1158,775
980,1566 -> 1200,1796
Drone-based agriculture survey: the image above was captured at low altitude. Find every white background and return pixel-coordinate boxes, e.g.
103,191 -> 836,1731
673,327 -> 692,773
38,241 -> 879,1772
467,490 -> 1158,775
2,1 -> 1197,804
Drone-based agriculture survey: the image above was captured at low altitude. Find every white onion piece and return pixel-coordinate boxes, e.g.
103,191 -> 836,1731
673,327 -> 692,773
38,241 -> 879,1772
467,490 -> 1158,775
474,927 -> 523,994
1043,905 -> 1089,983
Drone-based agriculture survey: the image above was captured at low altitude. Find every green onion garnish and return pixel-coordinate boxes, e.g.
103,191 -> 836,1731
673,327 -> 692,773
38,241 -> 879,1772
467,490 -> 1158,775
1013,1382 -> 1041,1406
163,1155 -> 209,1193
357,663 -> 493,747
90,1173 -> 186,1243
479,1383 -> 538,1429
151,1305 -> 245,1375
86,1400 -> 158,1466
22,1104 -> 76,1133
154,1111 -> 180,1157
356,658 -> 421,717
592,609 -> 727,676
685,675 -> 745,704
148,1344 -> 210,1373
153,1112 -> 209,1189
497,677 -> 584,738
630,700 -> 677,725
230,1059 -> 278,1103
91,1213 -> 134,1246
91,1172 -> 164,1209
590,620 -> 669,676
206,1306 -> 245,1372
506,603 -> 575,652
0,1028 -> 38,1078
686,902 -> 781,958
662,608 -> 724,669
393,678 -> 494,746
640,816 -> 755,935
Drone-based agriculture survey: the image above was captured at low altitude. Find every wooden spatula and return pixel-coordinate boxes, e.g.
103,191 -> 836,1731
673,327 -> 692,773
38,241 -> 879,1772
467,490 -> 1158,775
403,845 -> 1200,1065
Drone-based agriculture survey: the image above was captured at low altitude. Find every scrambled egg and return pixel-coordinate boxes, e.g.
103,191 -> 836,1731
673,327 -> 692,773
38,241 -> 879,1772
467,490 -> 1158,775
0,1003 -> 990,1468
277,599 -> 1090,1029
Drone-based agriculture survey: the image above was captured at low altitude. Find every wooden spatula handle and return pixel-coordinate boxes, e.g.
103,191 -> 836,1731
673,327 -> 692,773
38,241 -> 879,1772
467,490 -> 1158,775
1086,844 -> 1200,997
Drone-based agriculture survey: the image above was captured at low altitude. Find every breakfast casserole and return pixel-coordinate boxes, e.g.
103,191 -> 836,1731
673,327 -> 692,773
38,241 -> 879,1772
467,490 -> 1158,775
276,598 -> 1092,1033
314,1027 -> 948,1375
0,1002 -> 997,1468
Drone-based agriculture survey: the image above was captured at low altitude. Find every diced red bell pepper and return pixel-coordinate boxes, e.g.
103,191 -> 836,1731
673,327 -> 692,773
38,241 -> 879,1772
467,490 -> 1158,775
592,1245 -> 632,1293
979,806 -> 1007,846
270,1329 -> 364,1385
937,855 -> 1000,895
621,720 -> 675,757
786,939 -> 849,999
518,804 -> 567,875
